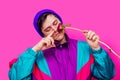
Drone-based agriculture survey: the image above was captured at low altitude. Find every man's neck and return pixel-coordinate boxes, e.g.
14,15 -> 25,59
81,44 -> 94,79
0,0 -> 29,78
59,35 -> 67,44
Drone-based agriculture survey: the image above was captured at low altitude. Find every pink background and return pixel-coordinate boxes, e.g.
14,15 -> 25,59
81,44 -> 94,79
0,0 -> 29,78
0,0 -> 120,80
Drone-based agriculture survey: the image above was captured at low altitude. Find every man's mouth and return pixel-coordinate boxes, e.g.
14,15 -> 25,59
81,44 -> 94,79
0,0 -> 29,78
54,32 -> 60,37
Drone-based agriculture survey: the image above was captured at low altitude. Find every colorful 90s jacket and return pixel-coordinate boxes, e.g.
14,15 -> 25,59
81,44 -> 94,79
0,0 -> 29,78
8,35 -> 115,80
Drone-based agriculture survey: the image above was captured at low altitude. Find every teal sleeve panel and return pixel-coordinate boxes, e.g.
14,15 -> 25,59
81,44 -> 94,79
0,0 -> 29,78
90,47 -> 115,79
8,48 -> 38,80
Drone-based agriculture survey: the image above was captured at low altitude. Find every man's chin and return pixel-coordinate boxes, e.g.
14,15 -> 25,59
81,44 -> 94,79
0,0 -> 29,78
53,32 -> 65,42
54,35 -> 65,43
54,38 -> 63,42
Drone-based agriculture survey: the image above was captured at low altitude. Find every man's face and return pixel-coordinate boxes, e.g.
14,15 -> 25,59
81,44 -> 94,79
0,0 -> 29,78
41,14 -> 65,41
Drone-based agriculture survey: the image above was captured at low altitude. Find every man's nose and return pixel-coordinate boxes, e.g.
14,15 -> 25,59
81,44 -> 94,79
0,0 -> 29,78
51,26 -> 57,31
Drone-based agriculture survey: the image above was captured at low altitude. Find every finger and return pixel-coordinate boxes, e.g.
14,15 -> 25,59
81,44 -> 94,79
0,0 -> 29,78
92,35 -> 98,41
42,38 -> 54,49
43,40 -> 48,47
49,37 -> 55,47
89,32 -> 95,40
47,31 -> 55,37
45,37 -> 52,46
87,30 -> 92,39
46,37 -> 56,48
44,39 -> 50,47
95,35 -> 99,41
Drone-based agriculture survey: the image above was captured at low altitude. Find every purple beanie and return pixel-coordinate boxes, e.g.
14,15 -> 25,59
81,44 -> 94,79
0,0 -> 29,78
33,9 -> 63,37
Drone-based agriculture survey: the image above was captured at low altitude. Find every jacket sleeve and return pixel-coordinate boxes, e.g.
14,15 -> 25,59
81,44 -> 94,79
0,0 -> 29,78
8,48 -> 37,80
90,46 -> 115,79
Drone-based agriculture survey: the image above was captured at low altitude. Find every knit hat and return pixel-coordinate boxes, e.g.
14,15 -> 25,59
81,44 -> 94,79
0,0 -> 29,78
33,9 -> 63,37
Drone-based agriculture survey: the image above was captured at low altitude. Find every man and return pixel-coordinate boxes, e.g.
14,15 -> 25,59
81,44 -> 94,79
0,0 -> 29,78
8,9 -> 115,80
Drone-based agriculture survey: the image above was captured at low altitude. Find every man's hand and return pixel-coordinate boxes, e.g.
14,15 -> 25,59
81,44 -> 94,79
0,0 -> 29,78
82,30 -> 100,50
32,31 -> 56,52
